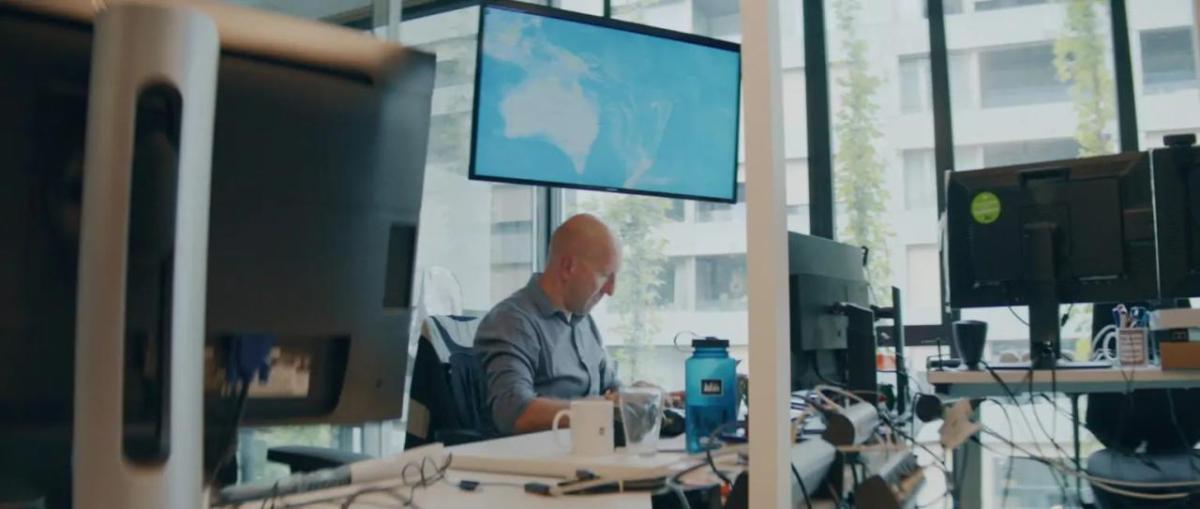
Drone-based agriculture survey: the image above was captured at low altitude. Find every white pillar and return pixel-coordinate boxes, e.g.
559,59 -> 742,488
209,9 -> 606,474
74,3 -> 218,508
741,0 -> 792,508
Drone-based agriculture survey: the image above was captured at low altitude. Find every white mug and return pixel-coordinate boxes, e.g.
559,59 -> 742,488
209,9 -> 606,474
551,399 -> 614,456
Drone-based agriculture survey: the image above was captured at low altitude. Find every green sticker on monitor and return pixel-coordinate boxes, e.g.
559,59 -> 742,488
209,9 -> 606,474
971,192 -> 1001,224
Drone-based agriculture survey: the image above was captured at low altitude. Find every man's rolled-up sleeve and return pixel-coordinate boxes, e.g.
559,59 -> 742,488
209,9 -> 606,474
475,309 -> 541,434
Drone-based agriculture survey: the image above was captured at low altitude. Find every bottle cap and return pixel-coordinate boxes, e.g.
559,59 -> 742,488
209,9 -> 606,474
692,337 -> 729,349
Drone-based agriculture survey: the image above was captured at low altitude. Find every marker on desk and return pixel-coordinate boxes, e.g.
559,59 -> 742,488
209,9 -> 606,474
214,444 -> 446,505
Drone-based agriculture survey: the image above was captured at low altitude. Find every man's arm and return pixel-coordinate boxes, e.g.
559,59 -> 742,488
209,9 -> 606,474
511,397 -> 571,434
476,309 -> 568,434
513,391 -> 621,434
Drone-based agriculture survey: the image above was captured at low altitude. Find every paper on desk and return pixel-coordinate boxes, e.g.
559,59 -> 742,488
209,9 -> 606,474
413,472 -> 653,509
450,431 -> 691,480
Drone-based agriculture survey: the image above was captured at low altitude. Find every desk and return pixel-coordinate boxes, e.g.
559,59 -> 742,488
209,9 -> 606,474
214,431 -> 849,508
927,367 -> 1200,398
924,367 -> 1200,508
217,433 -> 702,509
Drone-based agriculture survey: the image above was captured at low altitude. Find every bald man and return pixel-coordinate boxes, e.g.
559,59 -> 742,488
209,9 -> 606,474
475,213 -> 623,435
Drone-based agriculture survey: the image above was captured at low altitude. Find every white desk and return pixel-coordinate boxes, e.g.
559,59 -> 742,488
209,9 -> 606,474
216,432 -> 703,509
926,367 -> 1200,397
212,431 -> 854,508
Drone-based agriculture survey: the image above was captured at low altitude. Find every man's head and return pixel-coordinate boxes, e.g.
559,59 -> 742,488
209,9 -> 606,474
541,213 -> 622,315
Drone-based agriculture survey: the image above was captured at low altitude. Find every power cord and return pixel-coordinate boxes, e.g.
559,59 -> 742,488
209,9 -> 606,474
790,463 -> 813,509
982,399 -> 1017,509
972,427 -> 1200,501
208,381 -> 252,485
980,361 -> 1072,500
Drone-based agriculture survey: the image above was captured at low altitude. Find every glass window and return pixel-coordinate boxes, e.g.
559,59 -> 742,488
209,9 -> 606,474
902,150 -> 936,210
1133,4 -> 1200,152
695,254 -> 748,311
900,56 -> 928,114
926,0 -> 965,16
905,244 -> 941,324
1140,27 -> 1197,92
665,199 -> 686,222
696,183 -> 745,223
826,0 -> 932,313
404,7 -> 537,316
981,138 -> 1081,167
657,258 -> 681,309
554,0 -> 604,16
900,53 -> 972,113
979,44 -> 1069,107
974,0 -> 1047,12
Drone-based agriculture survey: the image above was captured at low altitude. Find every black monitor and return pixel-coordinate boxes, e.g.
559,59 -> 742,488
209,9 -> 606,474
944,152 -> 1158,369
787,232 -> 873,392
0,2 -> 433,504
1152,135 -> 1200,298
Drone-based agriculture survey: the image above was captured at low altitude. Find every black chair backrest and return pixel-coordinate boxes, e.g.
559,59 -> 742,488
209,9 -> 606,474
405,316 -> 495,449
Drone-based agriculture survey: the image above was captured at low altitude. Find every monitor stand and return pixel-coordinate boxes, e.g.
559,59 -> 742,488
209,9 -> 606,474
1023,223 -> 1107,371
1025,222 -> 1062,369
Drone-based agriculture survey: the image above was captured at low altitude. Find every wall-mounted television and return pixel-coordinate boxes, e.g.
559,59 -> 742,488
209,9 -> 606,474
469,0 -> 741,203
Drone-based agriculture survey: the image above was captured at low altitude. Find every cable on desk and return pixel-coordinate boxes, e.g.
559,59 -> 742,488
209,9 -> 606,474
1007,306 -> 1030,326
982,398 -> 1017,509
981,361 -> 1071,497
790,463 -> 813,509
1034,361 -> 1071,506
250,453 -> 453,509
974,425 -> 1200,501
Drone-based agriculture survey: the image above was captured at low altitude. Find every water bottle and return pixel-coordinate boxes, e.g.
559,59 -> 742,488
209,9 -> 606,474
685,337 -> 738,453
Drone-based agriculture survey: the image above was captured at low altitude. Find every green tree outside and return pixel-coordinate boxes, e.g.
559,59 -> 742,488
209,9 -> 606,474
832,0 -> 893,306
1054,0 -> 1116,157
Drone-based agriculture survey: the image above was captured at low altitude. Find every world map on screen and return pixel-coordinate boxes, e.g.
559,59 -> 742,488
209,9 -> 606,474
472,6 -> 740,201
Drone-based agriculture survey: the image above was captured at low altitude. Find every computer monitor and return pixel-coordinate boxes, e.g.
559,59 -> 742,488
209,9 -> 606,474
944,152 -> 1158,369
787,232 -> 874,392
1152,136 -> 1200,298
469,1 -> 742,203
0,1 -> 433,504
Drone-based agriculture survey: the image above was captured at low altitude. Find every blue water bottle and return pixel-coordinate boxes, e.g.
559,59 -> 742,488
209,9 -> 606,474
685,337 -> 738,453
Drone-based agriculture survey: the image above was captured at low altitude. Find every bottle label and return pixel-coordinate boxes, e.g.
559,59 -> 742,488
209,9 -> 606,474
700,379 -> 723,396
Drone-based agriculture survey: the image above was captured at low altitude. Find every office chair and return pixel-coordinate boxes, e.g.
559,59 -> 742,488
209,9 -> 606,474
1084,301 -> 1200,507
404,314 -> 497,449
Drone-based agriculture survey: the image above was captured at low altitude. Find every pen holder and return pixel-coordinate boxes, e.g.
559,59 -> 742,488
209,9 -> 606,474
1116,327 -> 1149,367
